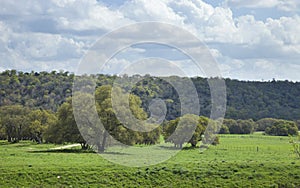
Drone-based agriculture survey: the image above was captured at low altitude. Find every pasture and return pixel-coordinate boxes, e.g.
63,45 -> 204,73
0,134 -> 299,187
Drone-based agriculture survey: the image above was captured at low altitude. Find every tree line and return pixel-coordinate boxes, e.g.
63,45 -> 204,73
0,85 -> 298,152
0,70 -> 299,152
221,118 -> 298,136
1,70 -> 300,121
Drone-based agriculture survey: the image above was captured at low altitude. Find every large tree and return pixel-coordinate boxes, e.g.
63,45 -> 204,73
73,85 -> 161,153
27,109 -> 57,144
97,85 -> 161,151
0,105 -> 30,143
44,97 -> 88,149
164,114 -> 206,148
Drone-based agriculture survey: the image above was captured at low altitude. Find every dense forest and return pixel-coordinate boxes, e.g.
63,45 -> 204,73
1,70 -> 300,120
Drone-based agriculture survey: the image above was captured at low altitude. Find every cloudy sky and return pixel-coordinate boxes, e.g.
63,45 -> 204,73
0,0 -> 300,81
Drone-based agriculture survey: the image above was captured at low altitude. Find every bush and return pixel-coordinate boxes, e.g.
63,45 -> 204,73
219,125 -> 229,134
265,120 -> 298,136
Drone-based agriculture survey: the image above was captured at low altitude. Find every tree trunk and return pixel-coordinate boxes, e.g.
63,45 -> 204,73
81,143 -> 89,150
98,131 -> 108,153
6,125 -> 13,142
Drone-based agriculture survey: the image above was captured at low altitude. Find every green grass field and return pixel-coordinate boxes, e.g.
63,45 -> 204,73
1,134 -> 300,187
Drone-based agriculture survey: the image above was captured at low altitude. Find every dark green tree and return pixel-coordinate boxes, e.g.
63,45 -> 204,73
0,105 -> 30,143
28,109 -> 57,143
265,120 -> 298,136
44,97 -> 88,149
164,114 -> 206,148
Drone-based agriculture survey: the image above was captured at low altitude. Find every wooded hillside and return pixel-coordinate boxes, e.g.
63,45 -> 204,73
1,70 -> 299,120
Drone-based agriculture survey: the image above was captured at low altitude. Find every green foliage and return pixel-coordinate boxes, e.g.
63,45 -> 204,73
28,110 -> 56,143
44,97 -> 87,148
265,120 -> 298,136
237,119 -> 256,134
0,105 -> 57,143
290,136 -> 300,159
0,105 -> 30,143
256,118 -> 279,131
0,70 -> 74,111
219,124 -> 230,134
1,70 -> 300,121
63,85 -> 161,152
223,119 -> 256,134
94,85 -> 161,151
164,114 -> 207,148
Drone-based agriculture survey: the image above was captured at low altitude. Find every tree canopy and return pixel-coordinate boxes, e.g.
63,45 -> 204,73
1,70 -> 300,121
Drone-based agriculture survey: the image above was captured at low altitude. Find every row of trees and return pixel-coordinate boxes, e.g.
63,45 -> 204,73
220,118 -> 299,136
1,105 -> 297,153
0,85 -> 162,152
0,84 -> 218,152
0,105 -> 56,143
1,70 -> 300,121
221,119 -> 256,134
1,69 -> 299,152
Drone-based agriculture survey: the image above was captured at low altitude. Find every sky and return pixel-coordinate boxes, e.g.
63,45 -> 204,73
0,0 -> 300,81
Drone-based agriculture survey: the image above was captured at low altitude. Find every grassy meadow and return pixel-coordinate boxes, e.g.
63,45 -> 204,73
1,134 -> 300,187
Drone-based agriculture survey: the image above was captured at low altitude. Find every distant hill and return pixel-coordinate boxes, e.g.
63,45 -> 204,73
1,70 -> 299,120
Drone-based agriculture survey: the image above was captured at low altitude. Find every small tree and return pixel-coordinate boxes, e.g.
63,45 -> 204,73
290,136 -> 300,159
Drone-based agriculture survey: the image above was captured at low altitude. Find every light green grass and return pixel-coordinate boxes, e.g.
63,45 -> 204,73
0,135 -> 300,187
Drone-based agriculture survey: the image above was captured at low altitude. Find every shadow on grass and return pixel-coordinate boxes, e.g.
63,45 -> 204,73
0,141 -> 35,147
28,149 -> 96,154
0,141 -> 11,146
158,145 -> 200,151
158,145 -> 182,150
28,149 -> 131,155
14,143 -> 37,147
100,151 -> 132,156
182,146 -> 200,150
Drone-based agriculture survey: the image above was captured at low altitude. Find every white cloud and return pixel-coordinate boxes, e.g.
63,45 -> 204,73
209,48 -> 222,59
225,0 -> 300,11
266,16 -> 300,45
0,0 -> 300,80
226,0 -> 280,8
254,60 -> 275,70
55,1 -> 132,31
12,33 -> 84,61
204,7 -> 237,42
120,0 -> 184,24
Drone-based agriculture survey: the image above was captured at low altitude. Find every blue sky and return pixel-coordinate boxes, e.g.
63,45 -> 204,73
0,0 -> 300,81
